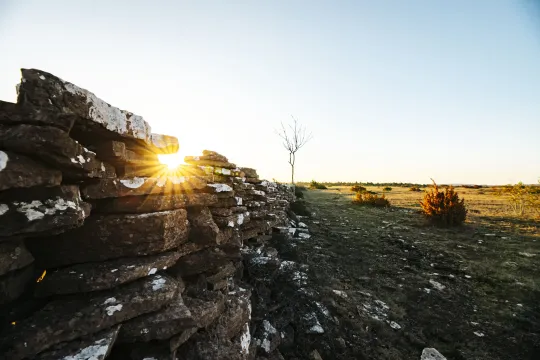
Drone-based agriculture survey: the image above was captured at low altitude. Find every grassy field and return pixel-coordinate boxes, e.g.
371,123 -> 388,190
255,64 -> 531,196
286,185 -> 539,359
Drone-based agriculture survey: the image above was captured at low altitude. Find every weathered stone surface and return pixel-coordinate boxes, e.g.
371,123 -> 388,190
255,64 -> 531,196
0,124 -> 107,179
198,165 -> 245,177
213,289 -> 251,339
177,328 -> 250,360
18,68 -> 152,142
206,262 -> 236,285
210,207 -> 233,217
81,176 -> 207,199
139,133 -> 179,155
184,291 -> 226,328
169,327 -> 198,351
254,319 -> 281,355
184,157 -> 237,169
213,212 -> 250,229
116,163 -> 168,177
0,100 -> 75,132
240,167 -> 258,178
0,151 -> 62,191
34,325 -> 121,360
0,185 -> 90,239
0,274 -> 178,360
187,207 -> 220,245
35,251 -> 180,297
0,265 -> 34,306
119,292 -> 196,342
169,246 -> 242,277
26,209 -> 188,268
92,193 -> 217,213
420,348 -> 447,360
0,241 -> 34,276
209,196 -> 242,208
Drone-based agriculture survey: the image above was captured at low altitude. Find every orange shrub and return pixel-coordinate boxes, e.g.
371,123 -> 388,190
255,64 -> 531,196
353,192 -> 390,207
351,185 -> 366,192
420,180 -> 467,226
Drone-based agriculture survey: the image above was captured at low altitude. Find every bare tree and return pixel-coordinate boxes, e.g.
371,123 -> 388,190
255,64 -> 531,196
276,116 -> 313,184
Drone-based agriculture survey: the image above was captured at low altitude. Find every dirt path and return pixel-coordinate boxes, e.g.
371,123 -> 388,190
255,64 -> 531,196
286,189 -> 539,360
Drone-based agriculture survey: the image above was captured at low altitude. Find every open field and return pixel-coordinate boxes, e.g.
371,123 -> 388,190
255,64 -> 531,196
283,186 -> 539,359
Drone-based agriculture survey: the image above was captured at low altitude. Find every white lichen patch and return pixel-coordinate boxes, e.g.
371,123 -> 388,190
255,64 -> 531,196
120,177 -> 145,189
0,204 -> 8,216
252,190 -> 265,196
208,183 -> 233,192
63,81 -> 150,140
235,197 -> 243,205
222,168 -> 231,175
429,280 -> 446,291
103,297 -> 117,305
77,155 -> 86,164
148,268 -> 157,275
61,337 -> 111,360
151,276 -> 166,291
240,323 -> 251,354
333,290 -> 348,299
237,213 -> 245,225
315,302 -> 331,318
362,299 -> 390,321
298,222 -> 307,228
105,304 -> 123,316
0,151 -> 8,171
228,221 -> 235,227
298,233 -> 311,239
304,313 -> 324,334
388,321 -> 401,330
110,269 -> 118,273
473,331 -> 485,337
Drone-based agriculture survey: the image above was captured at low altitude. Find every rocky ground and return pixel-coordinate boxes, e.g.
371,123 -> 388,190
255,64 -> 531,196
246,188 -> 540,360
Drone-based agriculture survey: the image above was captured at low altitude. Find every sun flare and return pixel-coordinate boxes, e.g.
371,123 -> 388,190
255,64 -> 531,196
158,153 -> 184,170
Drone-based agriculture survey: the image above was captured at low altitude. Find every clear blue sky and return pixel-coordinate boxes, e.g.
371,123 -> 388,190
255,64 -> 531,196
1,0 -> 539,184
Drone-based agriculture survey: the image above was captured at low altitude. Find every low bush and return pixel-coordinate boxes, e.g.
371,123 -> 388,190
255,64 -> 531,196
294,185 -> 306,198
409,186 -> 422,192
351,185 -> 366,192
310,180 -> 328,190
420,179 -> 467,226
353,192 -> 390,207
383,187 -> 392,191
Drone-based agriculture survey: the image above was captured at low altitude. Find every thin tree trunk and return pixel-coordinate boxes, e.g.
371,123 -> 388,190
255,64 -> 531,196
291,164 -> 295,184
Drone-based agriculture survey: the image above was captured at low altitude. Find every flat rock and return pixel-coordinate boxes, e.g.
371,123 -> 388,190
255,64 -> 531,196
115,163 -> 168,177
184,291 -> 226,328
0,100 -> 75,132
184,158 -> 237,169
34,325 -> 121,360
0,124 -> 107,179
92,193 -> 217,213
213,289 -> 251,339
18,68 -> 152,143
35,251 -> 180,297
198,165 -> 245,177
0,151 -> 62,191
213,212 -> 250,229
169,246 -> 242,277
0,274 -> 178,360
420,348 -> 447,360
26,209 -> 188,268
81,176 -> 207,199
0,185 -> 90,239
0,265 -> 34,306
0,240 -> 34,276
187,206 -> 220,246
119,292 -> 196,342
239,167 -> 258,178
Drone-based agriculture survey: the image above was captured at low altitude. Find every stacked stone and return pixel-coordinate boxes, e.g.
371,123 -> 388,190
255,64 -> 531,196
0,69 -> 254,360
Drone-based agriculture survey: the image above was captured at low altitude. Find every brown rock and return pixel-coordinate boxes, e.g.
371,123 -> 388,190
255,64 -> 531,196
206,262 -> 236,286
0,240 -> 34,276
34,325 -> 121,360
187,207 -> 220,245
116,163 -> 168,177
0,264 -> 34,306
213,289 -> 251,339
0,100 -> 75,132
0,274 -> 178,360
34,251 -> 180,297
213,212 -> 250,229
92,193 -> 217,213
184,291 -> 226,328
81,176 -> 207,199
239,167 -> 258,178
0,151 -> 62,191
0,124 -> 107,179
169,246 -> 242,277
26,209 -> 188,268
119,292 -> 196,342
169,327 -> 198,351
184,158 -> 237,169
0,185 -> 90,239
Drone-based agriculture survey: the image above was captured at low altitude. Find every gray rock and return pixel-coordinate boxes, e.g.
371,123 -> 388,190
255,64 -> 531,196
0,264 -> 34,306
92,192 -> 218,213
0,124 -> 108,180
81,176 -> 207,199
184,291 -> 226,328
0,151 -> 62,191
119,291 -> 196,342
0,274 -> 178,360
420,348 -> 447,360
34,325 -> 121,360
169,245 -> 241,277
0,240 -> 34,276
0,100 -> 76,132
26,209 -> 188,268
34,251 -> 180,296
0,185 -> 90,239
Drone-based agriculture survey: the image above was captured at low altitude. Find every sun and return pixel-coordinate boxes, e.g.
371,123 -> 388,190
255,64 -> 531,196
158,153 -> 184,170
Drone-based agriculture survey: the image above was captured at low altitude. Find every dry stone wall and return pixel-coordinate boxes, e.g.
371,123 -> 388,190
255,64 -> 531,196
0,69 -> 294,360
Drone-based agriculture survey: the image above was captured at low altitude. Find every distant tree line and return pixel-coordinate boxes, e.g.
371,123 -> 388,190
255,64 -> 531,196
297,181 -> 430,188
